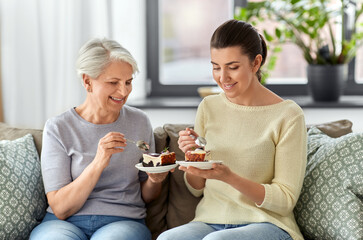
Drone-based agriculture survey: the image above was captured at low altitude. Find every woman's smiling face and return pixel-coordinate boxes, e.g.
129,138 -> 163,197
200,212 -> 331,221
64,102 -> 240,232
89,61 -> 133,114
211,46 -> 261,104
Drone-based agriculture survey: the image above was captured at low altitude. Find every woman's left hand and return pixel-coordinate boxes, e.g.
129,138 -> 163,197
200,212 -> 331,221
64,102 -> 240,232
180,164 -> 265,205
147,172 -> 168,184
179,163 -> 232,182
146,168 -> 174,184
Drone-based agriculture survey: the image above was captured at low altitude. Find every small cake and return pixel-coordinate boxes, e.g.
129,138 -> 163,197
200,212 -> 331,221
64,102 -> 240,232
185,149 -> 206,162
142,151 -> 176,167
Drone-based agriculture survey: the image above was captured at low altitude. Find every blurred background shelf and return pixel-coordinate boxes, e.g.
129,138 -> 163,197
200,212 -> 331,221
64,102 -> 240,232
128,95 -> 363,109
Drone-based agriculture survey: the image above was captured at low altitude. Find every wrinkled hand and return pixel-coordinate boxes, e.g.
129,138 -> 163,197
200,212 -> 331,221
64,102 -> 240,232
147,168 -> 174,183
179,163 -> 231,182
178,127 -> 200,153
94,132 -> 127,169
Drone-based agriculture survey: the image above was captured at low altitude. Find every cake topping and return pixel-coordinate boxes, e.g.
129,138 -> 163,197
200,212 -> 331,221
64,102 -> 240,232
148,153 -> 161,157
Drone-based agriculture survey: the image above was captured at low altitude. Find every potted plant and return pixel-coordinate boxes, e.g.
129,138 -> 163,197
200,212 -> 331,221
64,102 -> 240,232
235,0 -> 363,101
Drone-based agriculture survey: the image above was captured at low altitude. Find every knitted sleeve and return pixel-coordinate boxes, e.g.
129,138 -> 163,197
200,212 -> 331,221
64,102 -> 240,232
257,113 -> 307,216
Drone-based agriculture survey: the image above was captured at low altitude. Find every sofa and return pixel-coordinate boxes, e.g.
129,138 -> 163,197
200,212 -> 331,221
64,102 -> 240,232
0,120 -> 362,240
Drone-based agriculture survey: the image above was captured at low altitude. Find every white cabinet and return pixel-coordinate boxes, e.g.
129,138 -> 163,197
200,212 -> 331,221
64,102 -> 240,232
303,109 -> 363,132
130,96 -> 363,132
142,109 -> 197,129
143,108 -> 363,133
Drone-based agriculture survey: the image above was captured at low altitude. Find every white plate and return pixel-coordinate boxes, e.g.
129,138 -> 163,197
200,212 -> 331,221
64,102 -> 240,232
135,163 -> 178,173
176,160 -> 223,169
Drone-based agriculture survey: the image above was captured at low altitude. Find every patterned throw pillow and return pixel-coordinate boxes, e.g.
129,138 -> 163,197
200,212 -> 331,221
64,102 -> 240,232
0,134 -> 47,239
294,127 -> 363,240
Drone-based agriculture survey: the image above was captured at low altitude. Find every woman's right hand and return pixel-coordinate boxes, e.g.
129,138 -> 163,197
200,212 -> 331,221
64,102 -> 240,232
177,128 -> 206,191
94,132 -> 127,169
178,127 -> 200,153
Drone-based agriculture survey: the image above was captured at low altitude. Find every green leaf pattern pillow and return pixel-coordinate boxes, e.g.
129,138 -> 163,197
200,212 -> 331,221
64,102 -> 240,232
294,127 -> 363,240
0,134 -> 47,239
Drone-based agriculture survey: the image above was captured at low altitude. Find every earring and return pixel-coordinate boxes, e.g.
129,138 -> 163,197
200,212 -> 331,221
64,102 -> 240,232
87,88 -> 92,92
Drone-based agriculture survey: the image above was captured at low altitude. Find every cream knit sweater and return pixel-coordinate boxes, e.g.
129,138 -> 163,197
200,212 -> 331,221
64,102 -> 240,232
185,93 -> 307,240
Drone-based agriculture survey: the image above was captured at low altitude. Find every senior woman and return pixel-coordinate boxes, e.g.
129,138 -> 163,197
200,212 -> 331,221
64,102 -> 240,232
30,38 -> 167,240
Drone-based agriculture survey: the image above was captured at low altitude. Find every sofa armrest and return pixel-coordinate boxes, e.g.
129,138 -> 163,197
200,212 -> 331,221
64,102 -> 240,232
306,119 -> 352,138
0,122 -> 43,156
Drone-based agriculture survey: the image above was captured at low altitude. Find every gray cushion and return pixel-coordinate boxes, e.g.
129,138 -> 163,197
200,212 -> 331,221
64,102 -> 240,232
145,124 -> 202,239
162,124 -> 202,229
0,134 -> 47,239
294,127 -> 363,240
145,127 -> 170,240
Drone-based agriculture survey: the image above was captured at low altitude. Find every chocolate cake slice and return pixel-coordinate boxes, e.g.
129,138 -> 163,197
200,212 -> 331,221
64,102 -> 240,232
142,151 -> 176,167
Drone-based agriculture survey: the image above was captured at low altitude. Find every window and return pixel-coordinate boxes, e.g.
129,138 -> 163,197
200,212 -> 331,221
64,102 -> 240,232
146,0 -> 363,97
146,0 -> 233,97
345,1 -> 363,94
159,0 -> 232,85
355,11 -> 363,84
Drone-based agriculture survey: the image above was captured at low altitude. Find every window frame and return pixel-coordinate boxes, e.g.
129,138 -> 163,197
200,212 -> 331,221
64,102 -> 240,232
146,0 -> 363,97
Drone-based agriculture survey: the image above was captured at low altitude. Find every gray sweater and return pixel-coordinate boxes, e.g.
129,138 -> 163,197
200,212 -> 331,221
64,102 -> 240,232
41,105 -> 155,219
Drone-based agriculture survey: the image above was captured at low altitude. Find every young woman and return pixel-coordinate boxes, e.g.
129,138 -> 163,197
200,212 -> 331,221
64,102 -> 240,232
158,19 -> 307,240
30,38 -> 169,240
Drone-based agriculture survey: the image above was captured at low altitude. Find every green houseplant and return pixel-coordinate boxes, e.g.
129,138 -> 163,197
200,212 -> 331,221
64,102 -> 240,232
235,0 -> 363,101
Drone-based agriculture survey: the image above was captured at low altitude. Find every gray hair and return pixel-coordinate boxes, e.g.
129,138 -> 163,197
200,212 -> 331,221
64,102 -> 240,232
76,38 -> 139,79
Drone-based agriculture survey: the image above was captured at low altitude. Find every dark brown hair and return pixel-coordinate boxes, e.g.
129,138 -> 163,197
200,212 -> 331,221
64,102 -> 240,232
210,19 -> 267,82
